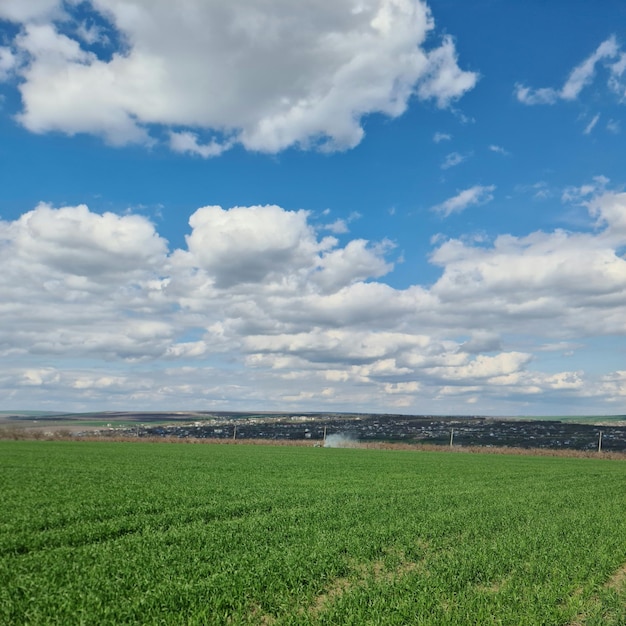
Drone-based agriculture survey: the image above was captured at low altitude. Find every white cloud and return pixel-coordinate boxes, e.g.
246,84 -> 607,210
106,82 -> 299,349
13,23 -> 153,145
324,219 -> 349,234
608,53 -> 626,95
515,36 -> 621,105
0,47 -> 17,81
322,211 -> 361,234
425,352 -> 532,382
515,181 -> 552,200
561,37 -> 619,99
607,119 -> 621,134
0,203 -> 172,362
313,239 -> 394,292
459,332 -> 502,354
431,185 -> 495,217
588,189 -> 626,237
415,35 -> 478,107
440,151 -> 469,169
561,175 -> 609,203
7,192 -> 626,412
583,113 -> 600,135
169,131 -> 232,158
2,0 -> 478,154
5,202 -> 167,279
514,85 -> 559,105
384,381 -> 420,394
536,341 -> 582,353
21,368 -> 61,387
429,193 -> 626,339
180,204 -> 331,288
598,371 -> 626,399
532,184 -> 551,200
0,0 -> 60,22
74,22 -> 107,46
488,144 -> 509,156
433,131 -> 451,143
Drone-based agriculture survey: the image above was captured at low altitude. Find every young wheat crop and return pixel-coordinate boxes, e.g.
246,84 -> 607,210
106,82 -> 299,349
0,441 -> 624,625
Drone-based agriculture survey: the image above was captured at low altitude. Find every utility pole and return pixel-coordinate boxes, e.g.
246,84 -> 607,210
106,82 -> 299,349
598,430 -> 602,453
450,428 -> 454,447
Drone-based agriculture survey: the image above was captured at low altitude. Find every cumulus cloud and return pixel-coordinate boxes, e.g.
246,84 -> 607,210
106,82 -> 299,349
431,185 -> 495,217
180,205 -> 332,288
588,189 -> 626,237
429,193 -> 626,338
6,192 -> 626,412
424,351 -> 532,382
313,239 -> 394,292
1,0 -> 478,154
515,36 -> 622,105
0,204 -> 171,362
5,203 -> 167,279
0,47 -> 17,81
459,332 -> 502,354
598,371 -> 626,399
433,131 -> 451,143
0,0 -> 60,22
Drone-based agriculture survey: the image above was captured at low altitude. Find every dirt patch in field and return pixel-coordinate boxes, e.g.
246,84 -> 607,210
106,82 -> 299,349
310,575 -> 353,615
567,560 -> 626,625
475,577 -> 509,594
606,561 -> 626,591
248,605 -> 276,625
309,550 -> 421,617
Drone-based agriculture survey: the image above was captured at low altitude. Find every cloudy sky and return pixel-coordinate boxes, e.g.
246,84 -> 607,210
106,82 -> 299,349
2,0 -> 626,415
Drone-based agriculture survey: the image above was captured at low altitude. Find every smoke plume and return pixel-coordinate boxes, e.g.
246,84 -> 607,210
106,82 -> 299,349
324,433 -> 359,448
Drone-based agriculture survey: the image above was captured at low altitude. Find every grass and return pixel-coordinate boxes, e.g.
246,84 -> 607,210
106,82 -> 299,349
1,440 -> 625,625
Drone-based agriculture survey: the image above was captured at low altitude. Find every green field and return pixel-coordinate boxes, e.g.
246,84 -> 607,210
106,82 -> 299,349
1,441 -> 625,625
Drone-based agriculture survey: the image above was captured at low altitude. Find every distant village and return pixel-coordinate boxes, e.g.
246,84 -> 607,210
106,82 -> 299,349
64,412 -> 626,453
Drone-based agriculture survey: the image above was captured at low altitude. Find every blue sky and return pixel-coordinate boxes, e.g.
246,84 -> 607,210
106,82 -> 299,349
2,0 -> 626,415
